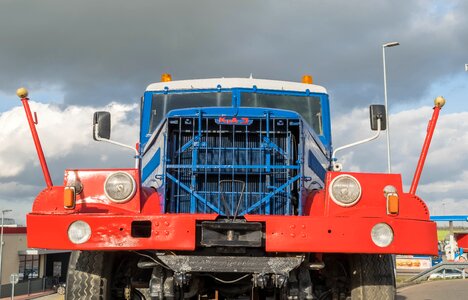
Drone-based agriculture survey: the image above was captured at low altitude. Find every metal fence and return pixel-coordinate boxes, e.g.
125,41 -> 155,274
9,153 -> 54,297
0,276 -> 57,298
405,262 -> 468,283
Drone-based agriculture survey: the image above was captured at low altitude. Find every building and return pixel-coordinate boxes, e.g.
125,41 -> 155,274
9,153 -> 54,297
0,226 -> 70,291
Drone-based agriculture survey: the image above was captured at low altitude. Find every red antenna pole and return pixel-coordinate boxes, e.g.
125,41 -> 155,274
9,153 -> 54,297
17,88 -> 53,189
409,96 -> 445,195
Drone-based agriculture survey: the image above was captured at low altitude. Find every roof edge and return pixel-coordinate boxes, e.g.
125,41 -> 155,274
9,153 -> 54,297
146,77 -> 327,94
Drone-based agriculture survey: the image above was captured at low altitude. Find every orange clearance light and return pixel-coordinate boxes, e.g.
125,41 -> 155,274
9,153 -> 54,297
161,73 -> 172,82
302,75 -> 313,84
387,193 -> 399,215
64,186 -> 76,209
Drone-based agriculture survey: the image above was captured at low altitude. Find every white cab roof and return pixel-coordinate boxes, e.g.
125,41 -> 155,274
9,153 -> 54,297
146,77 -> 327,94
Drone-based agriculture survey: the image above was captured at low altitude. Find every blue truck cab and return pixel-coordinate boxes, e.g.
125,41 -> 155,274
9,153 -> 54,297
139,77 -> 331,217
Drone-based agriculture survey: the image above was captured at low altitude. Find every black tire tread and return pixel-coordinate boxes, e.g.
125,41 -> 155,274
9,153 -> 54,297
350,254 -> 395,300
66,251 -> 113,300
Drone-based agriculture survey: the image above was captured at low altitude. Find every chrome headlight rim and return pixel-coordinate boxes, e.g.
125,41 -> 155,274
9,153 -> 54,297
104,171 -> 137,203
371,222 -> 394,248
68,220 -> 92,244
329,174 -> 362,207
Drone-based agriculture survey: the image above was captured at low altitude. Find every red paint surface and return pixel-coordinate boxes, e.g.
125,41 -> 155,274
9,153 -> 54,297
306,172 -> 430,220
27,169 -> 437,255
64,169 -> 142,213
27,213 -> 217,250
455,233 -> 468,250
410,106 -> 442,195
245,215 -> 437,255
27,211 -> 436,255
21,98 -> 53,188
32,169 -> 144,215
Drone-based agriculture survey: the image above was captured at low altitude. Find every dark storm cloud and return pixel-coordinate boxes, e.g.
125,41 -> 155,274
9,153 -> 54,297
1,0 -> 466,110
2,0 -> 467,224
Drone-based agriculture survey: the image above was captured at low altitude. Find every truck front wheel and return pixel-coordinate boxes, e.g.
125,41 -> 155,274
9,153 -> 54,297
350,254 -> 395,300
66,251 -> 114,300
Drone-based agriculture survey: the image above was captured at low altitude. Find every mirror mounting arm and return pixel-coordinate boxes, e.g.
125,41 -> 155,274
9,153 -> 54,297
331,119 -> 382,171
93,126 -> 140,169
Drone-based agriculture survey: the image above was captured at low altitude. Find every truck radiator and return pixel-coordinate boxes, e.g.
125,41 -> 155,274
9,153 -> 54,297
165,116 -> 301,216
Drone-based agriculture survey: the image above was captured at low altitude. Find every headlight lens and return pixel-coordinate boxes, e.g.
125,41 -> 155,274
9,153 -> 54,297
371,223 -> 394,247
104,172 -> 136,203
330,174 -> 362,207
68,221 -> 91,244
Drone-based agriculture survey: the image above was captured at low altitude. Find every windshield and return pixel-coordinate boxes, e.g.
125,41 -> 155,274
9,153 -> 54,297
149,92 -> 232,132
148,91 -> 323,136
241,93 -> 323,134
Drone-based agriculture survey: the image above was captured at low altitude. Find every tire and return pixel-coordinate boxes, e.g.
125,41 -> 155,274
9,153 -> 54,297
66,251 -> 114,300
350,254 -> 395,300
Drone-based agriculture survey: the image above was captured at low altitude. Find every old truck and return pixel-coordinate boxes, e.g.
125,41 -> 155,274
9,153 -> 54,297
18,74 -> 443,299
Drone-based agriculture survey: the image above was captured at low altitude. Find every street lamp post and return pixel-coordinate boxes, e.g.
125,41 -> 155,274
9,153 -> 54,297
382,41 -> 400,173
0,209 -> 12,293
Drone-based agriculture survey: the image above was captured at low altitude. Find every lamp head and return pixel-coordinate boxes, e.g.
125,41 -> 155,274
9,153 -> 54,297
434,96 -> 446,108
16,87 -> 28,99
383,42 -> 400,48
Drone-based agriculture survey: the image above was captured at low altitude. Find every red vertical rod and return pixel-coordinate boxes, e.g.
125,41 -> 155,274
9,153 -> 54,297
20,95 -> 54,189
409,97 -> 445,195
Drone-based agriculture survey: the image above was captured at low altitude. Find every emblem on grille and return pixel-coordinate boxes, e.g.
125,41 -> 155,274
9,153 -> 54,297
215,117 -> 252,125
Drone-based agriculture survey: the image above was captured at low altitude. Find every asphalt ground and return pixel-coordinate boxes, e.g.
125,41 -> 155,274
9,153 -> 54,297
28,293 -> 63,300
26,279 -> 468,300
397,279 -> 468,300
36,294 -> 65,300
0,290 -> 58,300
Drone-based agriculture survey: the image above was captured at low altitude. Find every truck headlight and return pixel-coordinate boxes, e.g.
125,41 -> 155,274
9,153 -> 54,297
68,221 -> 91,244
104,172 -> 136,203
371,223 -> 394,247
329,174 -> 362,207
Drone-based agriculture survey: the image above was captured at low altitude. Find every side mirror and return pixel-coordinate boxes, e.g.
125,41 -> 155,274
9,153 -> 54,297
369,105 -> 387,131
332,104 -> 387,170
93,111 -> 111,140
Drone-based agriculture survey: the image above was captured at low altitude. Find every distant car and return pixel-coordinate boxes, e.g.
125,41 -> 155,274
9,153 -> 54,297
428,268 -> 465,280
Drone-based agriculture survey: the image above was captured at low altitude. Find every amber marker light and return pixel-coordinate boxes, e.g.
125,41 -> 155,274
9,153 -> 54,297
302,75 -> 313,84
386,193 -> 399,215
64,186 -> 76,209
383,185 -> 399,215
161,73 -> 172,82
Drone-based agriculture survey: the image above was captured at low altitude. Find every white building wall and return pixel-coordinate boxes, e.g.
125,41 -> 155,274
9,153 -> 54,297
1,233 -> 27,285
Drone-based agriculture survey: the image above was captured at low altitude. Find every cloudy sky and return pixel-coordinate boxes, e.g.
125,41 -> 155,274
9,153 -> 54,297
0,0 -> 467,225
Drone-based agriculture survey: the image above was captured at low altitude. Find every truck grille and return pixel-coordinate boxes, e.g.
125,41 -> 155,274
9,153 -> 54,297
165,116 -> 301,216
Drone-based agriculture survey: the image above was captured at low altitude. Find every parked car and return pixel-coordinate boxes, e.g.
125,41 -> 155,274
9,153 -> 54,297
428,268 -> 465,280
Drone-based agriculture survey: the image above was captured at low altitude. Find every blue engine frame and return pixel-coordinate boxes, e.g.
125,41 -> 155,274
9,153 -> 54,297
140,88 -> 332,216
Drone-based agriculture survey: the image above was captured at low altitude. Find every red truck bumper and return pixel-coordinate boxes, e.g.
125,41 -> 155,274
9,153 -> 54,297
27,213 -> 437,255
